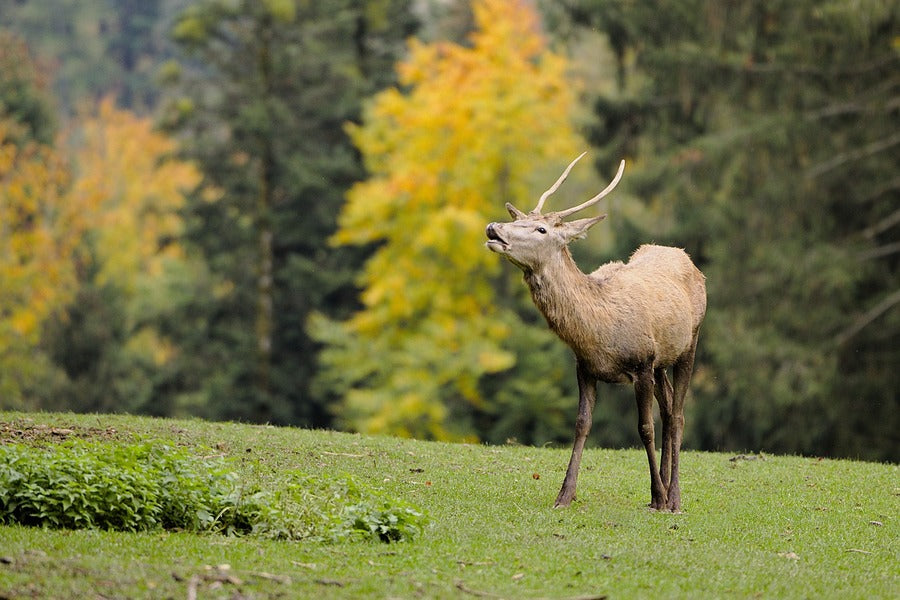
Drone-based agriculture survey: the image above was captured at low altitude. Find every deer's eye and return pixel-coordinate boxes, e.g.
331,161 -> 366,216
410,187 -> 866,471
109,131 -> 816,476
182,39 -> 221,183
536,226 -> 547,234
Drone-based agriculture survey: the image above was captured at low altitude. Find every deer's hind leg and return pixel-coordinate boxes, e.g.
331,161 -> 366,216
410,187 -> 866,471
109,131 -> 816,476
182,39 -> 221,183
666,334 -> 699,512
654,368 -> 674,490
635,365 -> 668,510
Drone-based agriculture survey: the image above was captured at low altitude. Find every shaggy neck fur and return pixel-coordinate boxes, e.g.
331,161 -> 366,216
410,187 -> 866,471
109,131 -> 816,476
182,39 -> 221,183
523,248 -> 607,357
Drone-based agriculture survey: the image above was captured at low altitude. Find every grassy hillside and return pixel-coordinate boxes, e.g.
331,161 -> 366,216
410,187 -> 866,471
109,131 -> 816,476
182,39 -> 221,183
0,411 -> 895,599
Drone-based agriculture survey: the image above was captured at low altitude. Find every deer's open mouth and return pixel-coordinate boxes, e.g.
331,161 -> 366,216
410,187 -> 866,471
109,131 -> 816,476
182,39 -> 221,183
485,224 -> 509,252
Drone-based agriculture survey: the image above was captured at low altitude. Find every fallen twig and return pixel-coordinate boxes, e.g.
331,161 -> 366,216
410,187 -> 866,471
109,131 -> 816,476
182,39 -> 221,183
252,571 -> 291,584
729,453 -> 766,462
455,581 -> 502,598
455,582 -> 607,600
322,451 -> 367,458
456,559 -> 496,567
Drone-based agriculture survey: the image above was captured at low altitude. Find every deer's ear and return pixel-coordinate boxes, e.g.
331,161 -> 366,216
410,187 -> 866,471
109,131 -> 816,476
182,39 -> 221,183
562,214 -> 606,240
506,202 -> 528,220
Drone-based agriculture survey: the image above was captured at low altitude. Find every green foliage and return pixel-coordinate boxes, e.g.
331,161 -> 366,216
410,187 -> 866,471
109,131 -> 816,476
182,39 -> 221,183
0,31 -> 56,145
0,413 -> 894,599
0,441 -> 260,533
164,0 -> 417,425
572,0 -> 899,461
476,315 -> 578,445
26,100 -> 202,417
316,0 -> 588,440
0,439 -> 425,543
0,0 -> 894,461
262,473 -> 427,543
0,0 -> 169,113
0,113 -> 76,407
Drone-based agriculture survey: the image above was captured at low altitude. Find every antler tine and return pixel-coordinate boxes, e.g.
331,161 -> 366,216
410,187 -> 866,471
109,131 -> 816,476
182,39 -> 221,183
554,159 -> 625,219
532,152 -> 587,214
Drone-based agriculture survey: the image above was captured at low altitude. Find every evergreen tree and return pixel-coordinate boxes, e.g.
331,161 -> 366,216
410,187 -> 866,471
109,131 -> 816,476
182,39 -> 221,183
0,31 -> 56,144
163,0 -> 416,424
570,0 -> 898,460
0,0 -> 174,114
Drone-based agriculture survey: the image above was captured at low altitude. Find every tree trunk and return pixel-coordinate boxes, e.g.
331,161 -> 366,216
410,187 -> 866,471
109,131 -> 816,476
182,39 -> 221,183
254,22 -> 275,418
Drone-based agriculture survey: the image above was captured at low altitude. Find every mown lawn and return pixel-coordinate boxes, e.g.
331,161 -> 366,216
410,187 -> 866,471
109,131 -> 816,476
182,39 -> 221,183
0,411 -> 896,599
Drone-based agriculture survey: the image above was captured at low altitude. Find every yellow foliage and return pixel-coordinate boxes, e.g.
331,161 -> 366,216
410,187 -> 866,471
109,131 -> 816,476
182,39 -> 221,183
0,121 -> 76,349
9,310 -> 38,338
69,98 -> 201,296
326,0 -> 586,439
0,100 -> 201,401
477,349 -> 515,374
261,0 -> 296,23
126,327 -> 176,367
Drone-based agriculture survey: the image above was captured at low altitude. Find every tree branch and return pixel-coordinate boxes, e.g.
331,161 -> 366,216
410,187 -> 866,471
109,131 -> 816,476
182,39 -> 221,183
857,176 -> 900,204
858,242 -> 900,261
861,208 -> 900,240
835,288 -> 900,347
806,132 -> 900,179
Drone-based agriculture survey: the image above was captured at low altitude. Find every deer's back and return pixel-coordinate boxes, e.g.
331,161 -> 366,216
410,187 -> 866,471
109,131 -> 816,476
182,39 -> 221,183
619,244 -> 706,329
582,244 -> 706,377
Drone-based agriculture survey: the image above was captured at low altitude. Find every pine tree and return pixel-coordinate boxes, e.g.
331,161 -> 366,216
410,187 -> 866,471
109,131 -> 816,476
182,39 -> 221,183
0,0 -> 170,114
571,0 -> 898,460
164,0 -> 416,424
0,31 -> 56,145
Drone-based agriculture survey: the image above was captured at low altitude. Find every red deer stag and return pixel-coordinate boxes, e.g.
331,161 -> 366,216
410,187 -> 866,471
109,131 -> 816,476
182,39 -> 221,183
485,154 -> 706,511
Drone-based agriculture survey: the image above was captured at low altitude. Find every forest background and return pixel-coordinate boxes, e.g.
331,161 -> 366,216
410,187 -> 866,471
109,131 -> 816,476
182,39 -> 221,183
0,0 -> 896,462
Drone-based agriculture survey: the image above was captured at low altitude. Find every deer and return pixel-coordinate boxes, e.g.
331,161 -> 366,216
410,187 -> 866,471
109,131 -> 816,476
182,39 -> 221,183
485,154 -> 706,512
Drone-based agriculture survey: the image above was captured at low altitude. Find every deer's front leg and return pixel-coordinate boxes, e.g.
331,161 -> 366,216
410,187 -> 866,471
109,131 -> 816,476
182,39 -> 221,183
554,363 -> 596,508
635,366 -> 668,510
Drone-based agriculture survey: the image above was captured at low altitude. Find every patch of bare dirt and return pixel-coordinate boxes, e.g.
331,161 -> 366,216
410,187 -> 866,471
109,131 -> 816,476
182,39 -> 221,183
0,421 -> 129,446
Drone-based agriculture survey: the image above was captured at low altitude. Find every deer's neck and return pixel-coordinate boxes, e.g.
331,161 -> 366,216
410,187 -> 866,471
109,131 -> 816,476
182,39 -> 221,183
523,249 -> 606,350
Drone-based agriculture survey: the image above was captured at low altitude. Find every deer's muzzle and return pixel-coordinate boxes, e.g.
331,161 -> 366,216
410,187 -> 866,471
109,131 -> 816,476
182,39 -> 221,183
485,223 -> 509,252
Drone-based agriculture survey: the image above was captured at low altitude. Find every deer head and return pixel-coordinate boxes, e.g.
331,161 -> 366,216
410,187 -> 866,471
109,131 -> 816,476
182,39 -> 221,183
485,154 -> 625,271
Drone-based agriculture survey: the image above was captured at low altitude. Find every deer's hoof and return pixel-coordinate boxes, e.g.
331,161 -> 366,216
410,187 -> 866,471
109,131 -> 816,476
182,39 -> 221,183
553,493 -> 575,508
649,496 -> 669,511
666,488 -> 681,512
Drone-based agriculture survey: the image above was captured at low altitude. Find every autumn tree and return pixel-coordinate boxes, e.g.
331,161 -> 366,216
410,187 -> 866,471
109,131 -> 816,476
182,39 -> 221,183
40,99 -> 201,414
0,121 -> 76,406
164,0 -> 415,424
0,32 -> 72,406
313,0 -> 589,440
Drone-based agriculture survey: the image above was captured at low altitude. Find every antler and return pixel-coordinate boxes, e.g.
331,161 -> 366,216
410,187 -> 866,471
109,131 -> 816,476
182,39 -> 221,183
553,159 -> 625,219
532,152 -> 587,214
508,155 -> 625,219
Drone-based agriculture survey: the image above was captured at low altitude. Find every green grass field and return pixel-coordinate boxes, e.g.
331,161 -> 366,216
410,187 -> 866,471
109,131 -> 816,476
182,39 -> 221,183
0,411 -> 896,599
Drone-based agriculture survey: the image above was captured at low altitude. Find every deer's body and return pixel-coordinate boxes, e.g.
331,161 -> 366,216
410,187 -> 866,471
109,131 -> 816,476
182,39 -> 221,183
528,244 -> 704,384
486,155 -> 706,512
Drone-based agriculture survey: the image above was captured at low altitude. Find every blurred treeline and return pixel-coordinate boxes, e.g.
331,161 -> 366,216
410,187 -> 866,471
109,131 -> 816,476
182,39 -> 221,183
0,0 -> 896,461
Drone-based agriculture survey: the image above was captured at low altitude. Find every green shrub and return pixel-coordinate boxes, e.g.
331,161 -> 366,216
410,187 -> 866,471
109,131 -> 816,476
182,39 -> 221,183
0,441 -> 262,534
0,440 -> 426,542
260,472 -> 427,543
